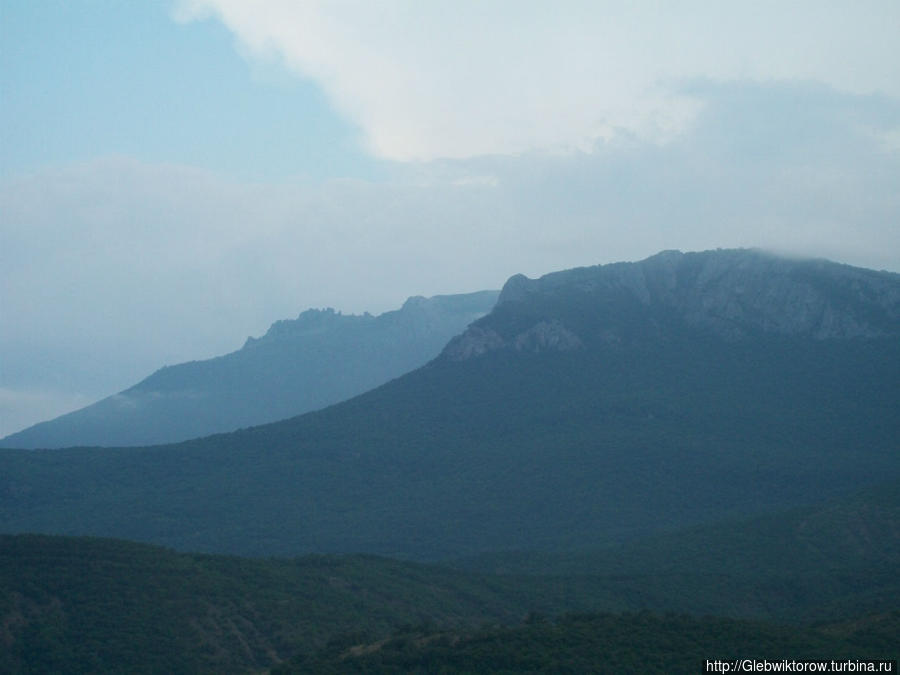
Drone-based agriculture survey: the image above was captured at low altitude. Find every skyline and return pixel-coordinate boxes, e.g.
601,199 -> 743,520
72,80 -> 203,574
2,1 -> 899,436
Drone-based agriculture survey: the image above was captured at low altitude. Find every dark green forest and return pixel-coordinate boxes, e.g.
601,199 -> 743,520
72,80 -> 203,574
279,611 -> 900,674
1,534 -> 551,673
3,480 -> 898,673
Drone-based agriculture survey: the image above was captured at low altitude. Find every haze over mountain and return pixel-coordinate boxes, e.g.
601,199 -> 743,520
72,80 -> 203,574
1,249 -> 897,560
0,291 -> 498,448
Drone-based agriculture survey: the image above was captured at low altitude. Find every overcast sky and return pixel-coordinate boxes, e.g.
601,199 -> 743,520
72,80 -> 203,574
2,0 -> 899,437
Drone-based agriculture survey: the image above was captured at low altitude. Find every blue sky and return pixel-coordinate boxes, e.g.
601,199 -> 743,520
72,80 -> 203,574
1,0 -> 377,179
2,1 -> 899,436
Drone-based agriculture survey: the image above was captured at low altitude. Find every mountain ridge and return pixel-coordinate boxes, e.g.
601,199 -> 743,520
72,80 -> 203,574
1,249 -> 897,560
1,290 -> 498,448
444,249 -> 900,360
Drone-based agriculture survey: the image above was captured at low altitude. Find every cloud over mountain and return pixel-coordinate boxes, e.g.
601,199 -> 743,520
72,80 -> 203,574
177,0 -> 900,160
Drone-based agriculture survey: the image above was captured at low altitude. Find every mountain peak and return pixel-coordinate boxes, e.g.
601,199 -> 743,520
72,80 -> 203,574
497,273 -> 532,305
401,295 -> 428,309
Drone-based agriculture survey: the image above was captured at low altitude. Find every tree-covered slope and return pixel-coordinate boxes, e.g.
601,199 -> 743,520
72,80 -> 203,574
0,534 -> 559,674
277,611 -> 900,675
0,291 -> 498,448
454,478 -> 900,622
1,250 -> 897,560
3,478 -> 898,673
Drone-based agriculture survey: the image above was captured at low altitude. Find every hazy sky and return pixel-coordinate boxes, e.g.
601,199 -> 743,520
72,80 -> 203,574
2,0 -> 899,437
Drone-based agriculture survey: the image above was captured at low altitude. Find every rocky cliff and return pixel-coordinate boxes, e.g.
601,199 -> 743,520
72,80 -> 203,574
443,249 -> 899,360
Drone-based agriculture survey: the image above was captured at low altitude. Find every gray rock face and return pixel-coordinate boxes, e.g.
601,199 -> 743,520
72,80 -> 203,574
444,249 -> 900,360
443,326 -> 506,361
650,250 -> 900,340
513,320 -> 583,353
443,319 -> 583,361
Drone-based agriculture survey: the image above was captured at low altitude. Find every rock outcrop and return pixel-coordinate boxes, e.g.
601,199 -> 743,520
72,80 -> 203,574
443,249 -> 899,360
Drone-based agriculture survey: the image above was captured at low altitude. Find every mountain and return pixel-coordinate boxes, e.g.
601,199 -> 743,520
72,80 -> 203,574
0,291 -> 498,448
1,249 -> 898,559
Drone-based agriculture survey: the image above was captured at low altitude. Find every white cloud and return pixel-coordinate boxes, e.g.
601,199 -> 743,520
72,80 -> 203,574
175,0 -> 900,161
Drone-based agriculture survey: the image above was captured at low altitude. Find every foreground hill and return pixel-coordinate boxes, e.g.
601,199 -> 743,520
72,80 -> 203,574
1,249 -> 898,559
279,612 -> 899,675
0,291 -> 497,448
454,477 -> 900,622
0,535 -> 541,674
3,481 -> 898,673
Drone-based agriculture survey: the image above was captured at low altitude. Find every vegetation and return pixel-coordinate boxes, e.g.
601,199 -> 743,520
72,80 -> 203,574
0,534 -> 552,673
2,481 -> 898,672
2,335 -> 898,560
277,611 -> 900,674
454,478 -> 900,622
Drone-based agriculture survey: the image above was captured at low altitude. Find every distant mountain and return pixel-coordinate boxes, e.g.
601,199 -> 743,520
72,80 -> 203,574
0,291 -> 498,448
1,249 -> 898,559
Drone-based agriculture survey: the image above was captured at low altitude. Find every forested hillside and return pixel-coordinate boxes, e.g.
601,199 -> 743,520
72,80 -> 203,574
3,478 -> 898,672
278,611 -> 900,674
